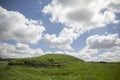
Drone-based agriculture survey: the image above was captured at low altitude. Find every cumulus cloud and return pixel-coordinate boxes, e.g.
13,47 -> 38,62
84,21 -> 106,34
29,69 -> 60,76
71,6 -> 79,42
78,47 -> 98,61
0,42 -> 44,59
0,6 -> 45,44
108,0 -> 120,12
44,27 -> 79,50
44,34 -> 73,50
86,34 -> 120,49
78,34 -> 120,62
16,43 -> 29,50
98,50 -> 120,62
43,0 -> 120,50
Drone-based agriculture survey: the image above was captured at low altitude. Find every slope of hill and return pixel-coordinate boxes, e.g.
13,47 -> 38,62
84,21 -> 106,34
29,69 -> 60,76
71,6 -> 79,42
0,54 -> 120,80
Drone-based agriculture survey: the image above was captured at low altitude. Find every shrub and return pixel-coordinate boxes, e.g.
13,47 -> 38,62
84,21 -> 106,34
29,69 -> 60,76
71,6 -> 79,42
100,61 -> 107,63
48,59 -> 56,64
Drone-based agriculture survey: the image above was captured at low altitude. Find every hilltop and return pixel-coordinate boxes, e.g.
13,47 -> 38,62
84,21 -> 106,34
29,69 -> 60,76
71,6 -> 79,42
0,54 -> 120,80
8,54 -> 83,67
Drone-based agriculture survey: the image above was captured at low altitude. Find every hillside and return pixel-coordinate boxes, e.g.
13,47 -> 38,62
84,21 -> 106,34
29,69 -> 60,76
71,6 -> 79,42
0,54 -> 120,80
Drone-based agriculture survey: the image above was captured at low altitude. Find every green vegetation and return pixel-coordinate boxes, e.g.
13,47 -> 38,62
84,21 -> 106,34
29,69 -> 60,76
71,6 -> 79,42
0,54 -> 120,80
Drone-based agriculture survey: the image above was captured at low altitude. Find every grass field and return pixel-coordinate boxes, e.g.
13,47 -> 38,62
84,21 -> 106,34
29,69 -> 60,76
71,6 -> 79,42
0,54 -> 120,80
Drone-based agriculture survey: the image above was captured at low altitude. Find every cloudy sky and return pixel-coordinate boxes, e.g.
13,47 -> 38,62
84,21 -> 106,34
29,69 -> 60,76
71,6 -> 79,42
0,0 -> 120,62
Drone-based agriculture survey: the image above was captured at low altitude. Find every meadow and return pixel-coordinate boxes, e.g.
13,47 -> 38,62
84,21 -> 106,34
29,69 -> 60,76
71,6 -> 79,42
0,54 -> 120,80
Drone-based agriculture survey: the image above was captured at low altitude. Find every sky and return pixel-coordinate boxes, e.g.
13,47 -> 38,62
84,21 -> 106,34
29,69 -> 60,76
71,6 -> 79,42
0,0 -> 120,62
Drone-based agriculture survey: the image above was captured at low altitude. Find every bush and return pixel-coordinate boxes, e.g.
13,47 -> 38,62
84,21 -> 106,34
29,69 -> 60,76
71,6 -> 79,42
48,59 -> 56,64
100,61 -> 107,63
8,59 -> 65,67
8,60 -> 24,65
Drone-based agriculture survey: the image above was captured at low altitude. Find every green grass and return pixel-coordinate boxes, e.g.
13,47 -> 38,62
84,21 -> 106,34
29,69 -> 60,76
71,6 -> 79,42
0,54 -> 120,80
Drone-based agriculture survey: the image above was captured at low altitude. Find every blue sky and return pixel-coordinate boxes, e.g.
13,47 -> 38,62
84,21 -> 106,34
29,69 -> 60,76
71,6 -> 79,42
0,0 -> 120,62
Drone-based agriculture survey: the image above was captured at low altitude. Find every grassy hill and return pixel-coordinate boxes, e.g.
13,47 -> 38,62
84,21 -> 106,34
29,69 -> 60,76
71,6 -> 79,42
0,54 -> 120,80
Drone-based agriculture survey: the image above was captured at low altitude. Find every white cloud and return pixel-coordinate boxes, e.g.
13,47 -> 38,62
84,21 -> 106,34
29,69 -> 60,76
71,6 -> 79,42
0,6 -> 45,44
78,47 -> 98,61
43,0 -> 119,26
43,0 -> 119,50
44,27 -> 79,50
98,50 -> 120,62
0,42 -> 44,59
78,34 -> 120,62
108,0 -> 120,12
86,34 -> 120,49
16,43 -> 29,50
